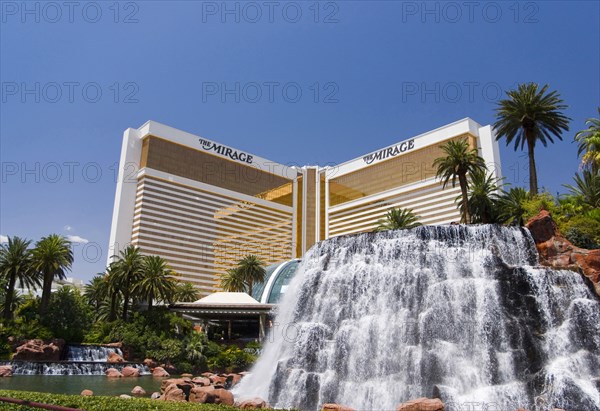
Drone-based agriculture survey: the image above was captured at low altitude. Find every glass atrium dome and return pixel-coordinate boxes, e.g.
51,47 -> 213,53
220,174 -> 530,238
251,259 -> 301,304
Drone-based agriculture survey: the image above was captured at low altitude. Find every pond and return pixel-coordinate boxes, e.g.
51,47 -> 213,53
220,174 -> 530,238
0,375 -> 168,397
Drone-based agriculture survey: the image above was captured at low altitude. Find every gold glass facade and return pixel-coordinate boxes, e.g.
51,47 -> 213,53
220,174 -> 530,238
110,120 -> 499,295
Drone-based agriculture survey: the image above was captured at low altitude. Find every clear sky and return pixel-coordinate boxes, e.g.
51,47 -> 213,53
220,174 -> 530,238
1,0 -> 599,283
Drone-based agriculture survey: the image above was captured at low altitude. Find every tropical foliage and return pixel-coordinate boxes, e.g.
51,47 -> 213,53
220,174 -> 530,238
433,138 -> 486,223
220,255 -> 266,297
494,83 -> 570,195
376,207 -> 421,231
457,170 -> 503,224
32,234 -> 74,316
0,237 -> 37,320
574,108 -> 600,173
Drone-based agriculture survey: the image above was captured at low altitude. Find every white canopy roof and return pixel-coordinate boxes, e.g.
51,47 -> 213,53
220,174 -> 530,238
193,292 -> 260,305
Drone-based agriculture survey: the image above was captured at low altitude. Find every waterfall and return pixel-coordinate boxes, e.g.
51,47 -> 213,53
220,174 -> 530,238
234,225 -> 600,410
64,345 -> 123,362
4,344 -> 150,375
6,361 -> 150,376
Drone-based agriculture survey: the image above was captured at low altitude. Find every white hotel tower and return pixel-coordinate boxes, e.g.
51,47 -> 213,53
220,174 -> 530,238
108,118 -> 502,295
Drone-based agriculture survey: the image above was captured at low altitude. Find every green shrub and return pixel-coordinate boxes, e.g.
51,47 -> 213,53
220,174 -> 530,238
522,192 -> 560,222
41,287 -> 94,342
0,390 -> 238,411
562,214 -> 600,249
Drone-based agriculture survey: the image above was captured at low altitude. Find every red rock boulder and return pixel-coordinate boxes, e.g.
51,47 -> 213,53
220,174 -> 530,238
213,388 -> 234,405
396,397 -> 444,411
322,404 -> 355,411
526,210 -> 600,297
105,368 -> 123,378
239,398 -> 271,409
0,365 -> 12,377
152,366 -> 170,377
107,351 -> 125,363
161,384 -> 186,402
121,366 -> 140,377
189,386 -> 215,403
131,386 -> 146,395
191,376 -> 211,386
80,389 -> 93,396
143,358 -> 158,369
13,339 -> 65,361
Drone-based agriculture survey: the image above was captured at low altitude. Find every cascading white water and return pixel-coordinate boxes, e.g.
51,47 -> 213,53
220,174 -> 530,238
7,361 -> 150,376
4,344 -> 150,375
234,225 -> 600,410
65,345 -> 123,362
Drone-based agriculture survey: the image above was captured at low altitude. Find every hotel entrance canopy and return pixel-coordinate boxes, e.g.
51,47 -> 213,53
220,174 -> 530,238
169,292 -> 273,340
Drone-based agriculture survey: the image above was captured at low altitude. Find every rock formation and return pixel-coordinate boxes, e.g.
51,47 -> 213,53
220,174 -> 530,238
396,397 -> 444,411
526,210 -> 600,297
12,339 -> 65,361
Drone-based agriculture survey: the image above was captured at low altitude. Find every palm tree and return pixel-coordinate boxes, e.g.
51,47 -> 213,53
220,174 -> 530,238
220,268 -> 246,293
136,255 -> 176,310
564,170 -> 600,208
376,207 -> 421,231
494,83 -> 570,195
497,187 -> 529,226
174,281 -> 200,302
433,138 -> 486,223
32,234 -> 73,317
236,255 -> 266,297
104,263 -> 122,321
112,246 -> 143,320
457,170 -> 503,224
84,274 -> 109,311
574,108 -> 600,173
0,236 -> 38,320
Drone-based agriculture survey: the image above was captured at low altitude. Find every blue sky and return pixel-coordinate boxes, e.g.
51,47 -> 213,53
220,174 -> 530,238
1,1 -> 599,283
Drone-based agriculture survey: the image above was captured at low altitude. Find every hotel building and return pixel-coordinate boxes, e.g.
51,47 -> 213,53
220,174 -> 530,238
108,118 -> 501,295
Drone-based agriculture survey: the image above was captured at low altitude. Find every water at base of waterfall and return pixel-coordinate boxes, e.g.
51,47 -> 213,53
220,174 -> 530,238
235,225 -> 600,411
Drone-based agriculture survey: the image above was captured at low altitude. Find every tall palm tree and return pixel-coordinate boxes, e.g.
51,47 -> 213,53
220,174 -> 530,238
0,236 -> 38,320
564,170 -> 600,208
174,281 -> 200,302
220,268 -> 246,293
376,207 -> 421,231
103,263 -> 122,322
574,108 -> 600,174
433,138 -> 486,223
494,83 -> 570,195
136,255 -> 176,310
497,187 -> 529,226
84,274 -> 109,311
32,234 -> 73,317
236,255 -> 266,297
457,170 -> 503,224
112,246 -> 143,320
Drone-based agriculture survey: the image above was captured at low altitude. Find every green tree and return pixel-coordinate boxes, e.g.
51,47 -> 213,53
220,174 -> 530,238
84,274 -> 109,312
497,187 -> 529,226
0,236 -> 38,321
494,83 -> 570,195
174,281 -> 200,302
220,268 -> 246,293
104,263 -> 123,322
136,255 -> 176,310
112,246 -> 143,320
457,170 -> 503,224
42,286 -> 93,342
32,234 -> 74,317
376,207 -> 421,231
236,255 -> 266,297
574,108 -> 600,174
563,170 -> 600,208
433,139 -> 486,223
